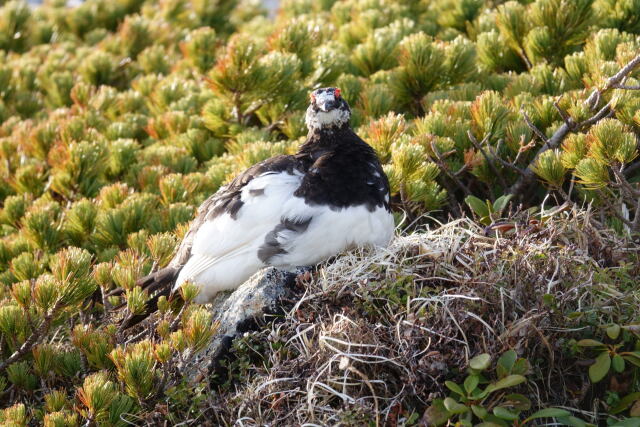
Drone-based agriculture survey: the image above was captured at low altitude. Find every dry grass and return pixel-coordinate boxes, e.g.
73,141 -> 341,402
182,209 -> 639,426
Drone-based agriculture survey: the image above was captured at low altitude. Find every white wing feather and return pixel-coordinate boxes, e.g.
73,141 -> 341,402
174,171 -> 395,303
174,171 -> 308,301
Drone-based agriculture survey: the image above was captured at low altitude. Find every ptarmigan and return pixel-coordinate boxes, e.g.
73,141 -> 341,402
136,87 -> 394,306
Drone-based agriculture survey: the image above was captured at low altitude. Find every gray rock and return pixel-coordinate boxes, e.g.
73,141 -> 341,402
180,267 -> 301,382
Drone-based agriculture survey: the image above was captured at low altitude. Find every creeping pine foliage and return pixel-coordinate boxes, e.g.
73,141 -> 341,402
0,0 -> 638,425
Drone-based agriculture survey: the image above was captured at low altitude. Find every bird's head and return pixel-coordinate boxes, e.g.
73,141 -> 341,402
305,87 -> 351,132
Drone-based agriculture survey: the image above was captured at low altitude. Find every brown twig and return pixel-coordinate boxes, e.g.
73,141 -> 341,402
552,98 -> 576,130
595,188 -> 638,231
513,138 -> 534,166
169,301 -> 189,331
0,300 -> 63,371
611,166 -> 640,231
623,160 -> 640,177
578,101 -> 614,128
430,141 -> 472,196
567,173 -> 576,200
491,152 -> 526,175
467,131 -> 508,189
555,187 -> 570,204
242,100 -> 266,121
632,197 -> 640,231
454,164 -> 468,177
507,122 -> 571,196
612,165 -> 640,199
101,286 -> 113,313
611,83 -> 640,90
521,109 -> 549,145
612,205 -> 635,229
489,139 -> 526,176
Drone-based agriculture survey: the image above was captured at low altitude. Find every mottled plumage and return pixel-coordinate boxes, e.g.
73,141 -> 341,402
134,87 -> 394,311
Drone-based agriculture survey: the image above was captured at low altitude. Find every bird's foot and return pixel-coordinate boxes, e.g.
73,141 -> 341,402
294,266 -> 314,285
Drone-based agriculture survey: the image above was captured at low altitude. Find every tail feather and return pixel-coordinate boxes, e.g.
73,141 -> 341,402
119,267 -> 181,330
137,267 -> 180,295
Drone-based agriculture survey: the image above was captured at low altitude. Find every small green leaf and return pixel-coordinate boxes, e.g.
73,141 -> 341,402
479,385 -> 494,398
492,194 -> 513,214
471,405 -> 488,419
445,380 -> 464,396
556,416 -> 587,427
423,399 -> 451,427
576,339 -> 605,347
493,406 -> 520,421
611,392 -> 640,414
605,417 -> 640,427
491,374 -> 526,391
470,387 -> 487,400
469,353 -> 491,371
588,352 -> 611,383
443,397 -> 468,415
464,375 -> 480,394
622,353 -> 640,368
406,412 -> 420,424
465,195 -> 490,219
503,393 -> 532,411
480,415 -> 510,426
497,350 -> 517,378
512,359 -> 529,376
485,200 -> 494,215
606,324 -> 621,340
612,354 -> 625,373
524,408 -> 571,422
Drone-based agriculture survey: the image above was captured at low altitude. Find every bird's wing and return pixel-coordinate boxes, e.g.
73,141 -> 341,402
172,155 -> 314,290
169,154 -> 304,268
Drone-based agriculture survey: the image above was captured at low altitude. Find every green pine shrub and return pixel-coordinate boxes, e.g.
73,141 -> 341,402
0,0 -> 639,424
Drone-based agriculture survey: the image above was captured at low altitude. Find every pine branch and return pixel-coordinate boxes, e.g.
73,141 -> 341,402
430,140 -> 471,196
507,123 -> 571,196
489,143 -> 526,176
585,53 -> 640,107
467,131 -> 508,189
509,54 -> 640,197
623,160 -> 640,177
169,301 -> 188,332
611,84 -> 640,90
632,197 -> 640,232
454,164 -> 468,177
611,204 -> 635,229
579,101 -> 614,128
553,98 -> 576,130
0,300 -> 64,371
242,100 -> 266,121
521,109 -> 549,145
612,165 -> 640,199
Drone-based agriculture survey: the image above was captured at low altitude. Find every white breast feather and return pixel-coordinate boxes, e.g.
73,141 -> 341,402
174,171 -> 394,303
268,203 -> 394,269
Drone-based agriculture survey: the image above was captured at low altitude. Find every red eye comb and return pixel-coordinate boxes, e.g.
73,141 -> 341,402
334,88 -> 341,98
310,92 -> 316,101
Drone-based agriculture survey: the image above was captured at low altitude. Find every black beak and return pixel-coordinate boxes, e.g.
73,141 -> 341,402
319,99 -> 339,112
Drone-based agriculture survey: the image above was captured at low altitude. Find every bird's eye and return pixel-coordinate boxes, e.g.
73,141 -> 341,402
334,88 -> 341,98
